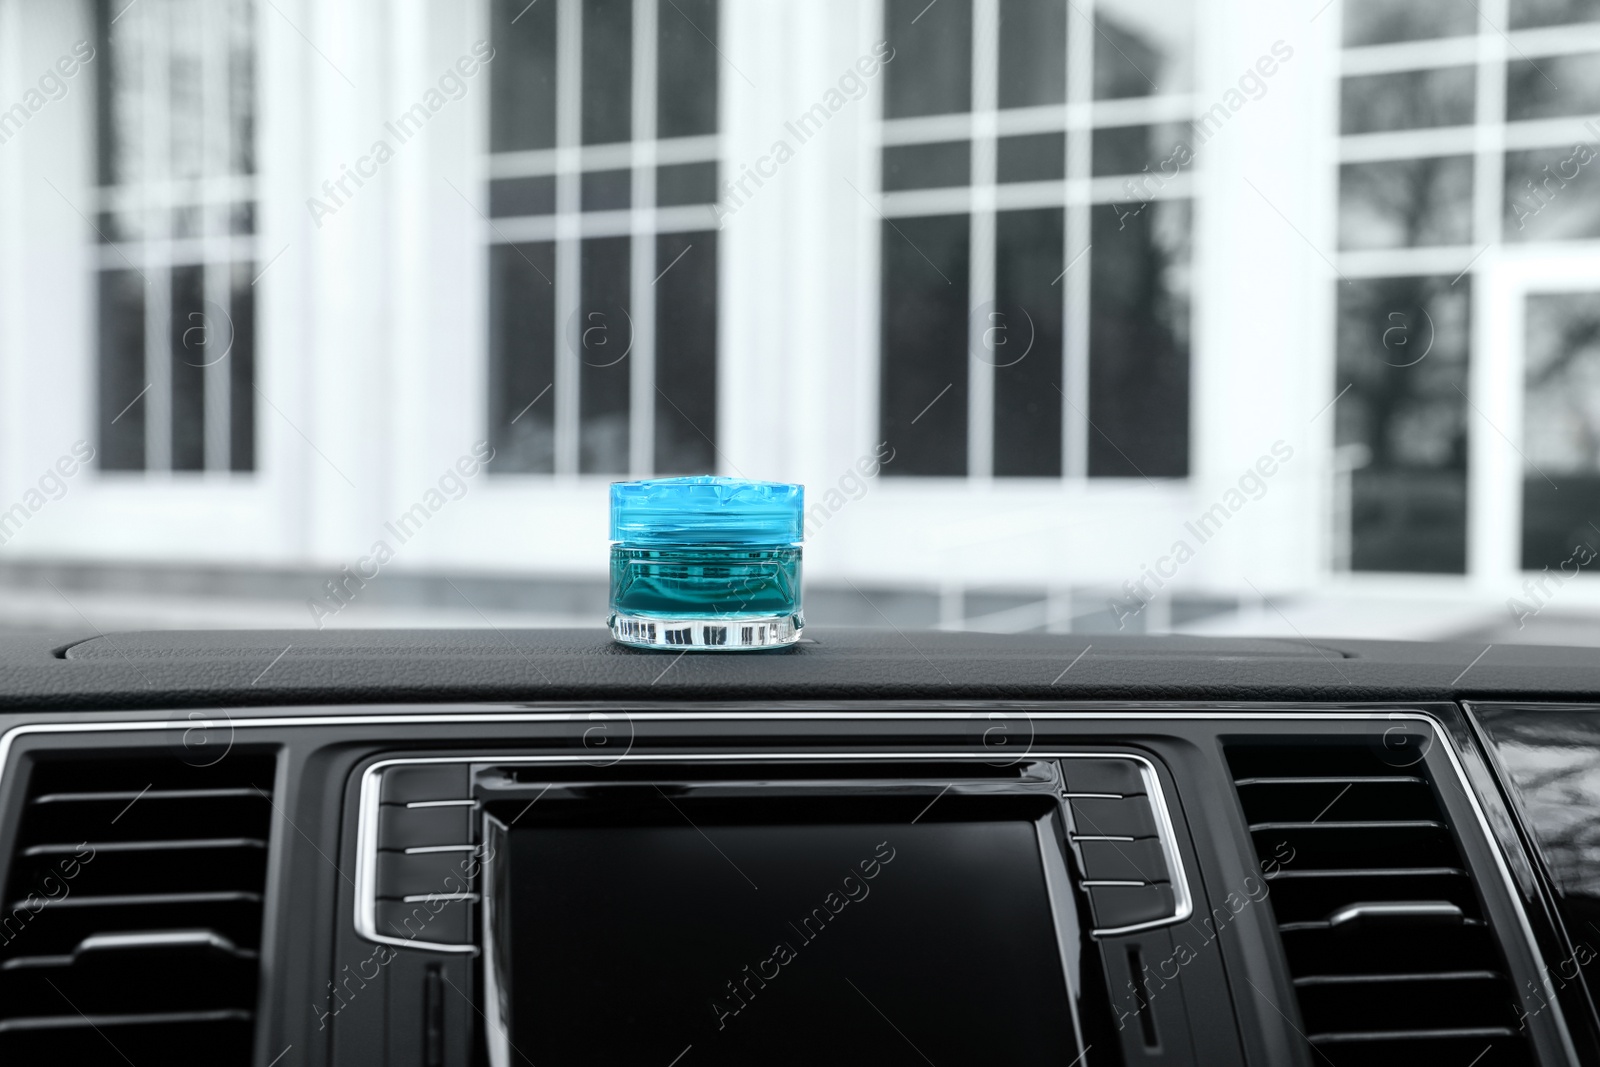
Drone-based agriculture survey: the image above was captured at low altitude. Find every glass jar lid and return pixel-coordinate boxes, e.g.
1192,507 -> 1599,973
610,476 -> 805,546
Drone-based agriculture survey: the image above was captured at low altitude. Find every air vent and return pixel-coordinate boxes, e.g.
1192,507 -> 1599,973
1227,742 -> 1533,1067
0,752 -> 274,1065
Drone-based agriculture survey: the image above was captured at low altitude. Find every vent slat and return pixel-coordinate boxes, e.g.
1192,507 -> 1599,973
0,754 -> 273,1066
1226,742 -> 1534,1067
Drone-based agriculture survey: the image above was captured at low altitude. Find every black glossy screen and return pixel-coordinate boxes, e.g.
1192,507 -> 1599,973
503,807 -> 1078,1064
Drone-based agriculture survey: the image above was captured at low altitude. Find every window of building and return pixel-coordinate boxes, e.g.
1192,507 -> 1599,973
1332,0 -> 1600,572
877,0 -> 1194,480
94,0 -> 257,473
486,0 -> 720,477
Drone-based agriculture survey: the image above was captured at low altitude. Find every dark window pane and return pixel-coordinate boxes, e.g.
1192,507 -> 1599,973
582,169 -> 631,211
1335,275 -> 1469,573
1343,0 -> 1476,45
1504,147 -> 1600,242
999,0 -> 1066,108
229,202 -> 255,234
577,236 -> 631,474
655,232 -> 718,473
489,242 -> 557,474
882,141 -> 970,191
1088,199 -> 1190,477
1521,290 -> 1600,568
229,261 -> 255,472
94,0 -> 117,186
1091,123 -> 1188,177
1510,0 -> 1600,30
997,132 -> 1065,183
656,161 -> 718,206
491,0 -> 557,152
491,176 -> 556,217
170,265 -> 206,472
98,269 -> 146,471
1093,0 -> 1192,100
1508,52 -> 1600,121
658,0 -> 718,137
582,0 -> 632,145
993,208 -> 1063,477
1338,156 -> 1474,250
228,0 -> 255,176
885,0 -> 972,118
881,214 -> 970,475
1340,67 -> 1476,134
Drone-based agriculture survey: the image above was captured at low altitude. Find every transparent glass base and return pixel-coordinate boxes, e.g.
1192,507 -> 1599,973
609,611 -> 803,651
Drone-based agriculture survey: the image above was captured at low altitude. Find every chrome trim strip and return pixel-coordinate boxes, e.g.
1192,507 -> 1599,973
401,844 -> 477,855
352,749 -> 1198,949
1081,880 -> 1144,888
401,893 -> 478,904
404,800 -> 477,809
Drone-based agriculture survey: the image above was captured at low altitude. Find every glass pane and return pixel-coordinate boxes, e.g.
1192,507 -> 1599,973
229,262 -> 255,472
582,0 -> 632,145
1521,291 -> 1600,569
1335,275 -> 1469,573
999,0 -> 1066,109
1091,123 -> 1188,177
581,169 -> 631,211
1093,0 -> 1193,100
170,264 -> 207,472
881,214 -> 970,475
993,208 -> 1063,477
882,141 -> 970,191
577,236 -> 632,474
884,0 -> 973,119
1340,67 -> 1476,135
656,162 -> 718,206
1343,0 -> 1477,46
98,270 -> 147,471
491,176 -> 556,217
1088,198 -> 1190,477
657,0 -> 718,137
1507,52 -> 1600,121
1338,156 -> 1474,250
228,0 -> 255,176
654,232 -> 718,474
491,0 -> 556,152
997,132 -> 1065,183
1510,0 -> 1600,30
489,242 -> 557,474
1504,147 -> 1600,242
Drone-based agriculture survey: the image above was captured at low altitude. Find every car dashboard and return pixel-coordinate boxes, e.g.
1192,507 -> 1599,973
0,628 -> 1597,1067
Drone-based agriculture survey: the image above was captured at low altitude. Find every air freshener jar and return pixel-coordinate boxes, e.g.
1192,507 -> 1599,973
609,477 -> 804,650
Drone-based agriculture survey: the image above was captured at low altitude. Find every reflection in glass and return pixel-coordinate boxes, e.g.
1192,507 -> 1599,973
885,0 -> 973,118
581,169 -> 631,212
998,132 -> 1065,183
1509,0 -> 1600,30
489,242 -> 557,474
582,0 -> 632,145
491,176 -> 556,217
1088,199 -> 1191,477
1508,52 -> 1600,121
999,0 -> 1066,108
492,0 -> 556,151
578,237 -> 633,474
882,141 -> 971,191
1343,0 -> 1476,46
657,0 -> 718,138
654,232 -> 718,473
656,162 -> 718,207
1338,156 -> 1474,250
1522,292 -> 1600,569
994,209 -> 1064,477
1091,124 -> 1189,178
1340,67 -> 1476,135
1504,147 -> 1600,243
881,215 -> 971,475
1335,275 -> 1469,573
1093,0 -> 1193,99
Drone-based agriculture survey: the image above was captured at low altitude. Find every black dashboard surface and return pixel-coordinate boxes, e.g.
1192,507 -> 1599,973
0,628 -> 1592,709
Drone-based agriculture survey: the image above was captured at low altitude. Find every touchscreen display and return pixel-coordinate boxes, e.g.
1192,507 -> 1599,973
500,807 -> 1078,1064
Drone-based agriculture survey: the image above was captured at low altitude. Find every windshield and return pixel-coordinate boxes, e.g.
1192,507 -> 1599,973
2,0 -> 1597,647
